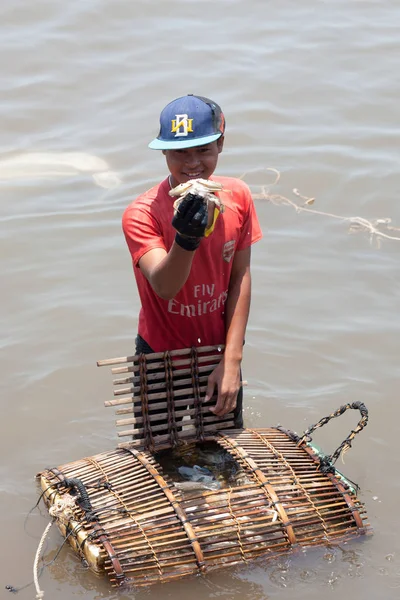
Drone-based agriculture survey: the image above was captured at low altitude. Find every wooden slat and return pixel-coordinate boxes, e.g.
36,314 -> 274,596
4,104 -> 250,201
97,345 -> 224,367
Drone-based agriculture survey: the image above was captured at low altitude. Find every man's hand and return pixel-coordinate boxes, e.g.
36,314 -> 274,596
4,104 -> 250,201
204,357 -> 241,417
172,193 -> 208,250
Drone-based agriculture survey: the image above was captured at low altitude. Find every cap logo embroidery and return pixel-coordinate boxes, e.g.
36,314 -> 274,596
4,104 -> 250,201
171,114 -> 194,137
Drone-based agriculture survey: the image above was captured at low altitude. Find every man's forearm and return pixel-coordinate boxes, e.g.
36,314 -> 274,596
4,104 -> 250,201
144,242 -> 196,300
204,264 -> 251,416
224,267 -> 251,363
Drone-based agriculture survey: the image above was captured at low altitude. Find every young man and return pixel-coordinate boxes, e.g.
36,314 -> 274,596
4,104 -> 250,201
122,94 -> 262,426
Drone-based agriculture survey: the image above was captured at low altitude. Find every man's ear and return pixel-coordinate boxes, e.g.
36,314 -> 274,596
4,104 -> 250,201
217,136 -> 224,153
162,150 -> 167,156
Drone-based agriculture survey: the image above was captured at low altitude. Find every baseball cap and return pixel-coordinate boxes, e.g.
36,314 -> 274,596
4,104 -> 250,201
148,94 -> 225,150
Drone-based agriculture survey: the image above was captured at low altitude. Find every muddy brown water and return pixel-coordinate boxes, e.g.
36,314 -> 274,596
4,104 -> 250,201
1,1 -> 400,598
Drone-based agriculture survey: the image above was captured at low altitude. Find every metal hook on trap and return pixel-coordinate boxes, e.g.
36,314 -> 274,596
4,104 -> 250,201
297,401 -> 369,468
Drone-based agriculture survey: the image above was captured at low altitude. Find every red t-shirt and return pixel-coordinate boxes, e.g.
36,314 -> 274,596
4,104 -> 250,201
122,176 -> 262,352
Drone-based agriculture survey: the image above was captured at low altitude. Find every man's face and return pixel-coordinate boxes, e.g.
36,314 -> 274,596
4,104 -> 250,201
163,137 -> 224,187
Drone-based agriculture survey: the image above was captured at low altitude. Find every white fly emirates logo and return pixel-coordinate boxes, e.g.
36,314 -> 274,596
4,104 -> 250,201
167,284 -> 228,318
223,240 -> 235,263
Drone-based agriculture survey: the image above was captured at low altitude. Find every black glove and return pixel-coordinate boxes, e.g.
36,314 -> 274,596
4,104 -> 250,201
172,193 -> 208,251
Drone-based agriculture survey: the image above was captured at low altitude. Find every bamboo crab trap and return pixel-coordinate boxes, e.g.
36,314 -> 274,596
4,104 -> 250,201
37,345 -> 371,588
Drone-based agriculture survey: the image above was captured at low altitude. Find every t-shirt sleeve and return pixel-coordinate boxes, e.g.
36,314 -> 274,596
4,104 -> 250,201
122,200 -> 167,266
236,182 -> 263,250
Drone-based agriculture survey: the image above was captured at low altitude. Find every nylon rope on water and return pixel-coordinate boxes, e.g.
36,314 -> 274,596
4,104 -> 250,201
33,521 -> 52,600
240,166 -> 400,246
32,493 -> 79,597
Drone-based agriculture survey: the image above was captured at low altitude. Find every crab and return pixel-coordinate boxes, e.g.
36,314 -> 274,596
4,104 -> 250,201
168,178 -> 225,214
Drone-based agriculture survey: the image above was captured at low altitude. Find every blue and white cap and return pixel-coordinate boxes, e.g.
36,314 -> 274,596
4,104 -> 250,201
148,94 -> 225,150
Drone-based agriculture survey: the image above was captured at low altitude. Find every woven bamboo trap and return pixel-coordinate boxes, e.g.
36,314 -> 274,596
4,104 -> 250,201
37,345 -> 372,588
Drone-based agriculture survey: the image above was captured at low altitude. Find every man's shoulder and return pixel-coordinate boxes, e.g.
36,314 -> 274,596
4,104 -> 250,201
212,175 -> 251,194
123,178 -> 169,218
212,176 -> 252,211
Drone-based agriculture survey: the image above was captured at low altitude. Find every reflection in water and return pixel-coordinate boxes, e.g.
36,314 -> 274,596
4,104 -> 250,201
0,152 -> 121,189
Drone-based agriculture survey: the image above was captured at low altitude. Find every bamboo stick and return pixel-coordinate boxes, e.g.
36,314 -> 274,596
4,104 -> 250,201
117,419 -> 235,439
117,550 -> 198,570
108,353 -> 223,375
194,530 -> 285,548
97,345 -> 225,367
113,364 -> 219,386
100,512 -> 186,536
115,407 -> 234,427
117,435 -> 219,451
113,377 -> 210,397
108,526 -> 188,545
113,377 -> 249,397
106,396 -> 208,411
105,386 -> 209,406
105,382 -> 245,408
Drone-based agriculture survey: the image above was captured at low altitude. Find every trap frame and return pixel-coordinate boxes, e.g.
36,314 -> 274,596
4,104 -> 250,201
37,345 -> 371,587
97,344 -> 235,450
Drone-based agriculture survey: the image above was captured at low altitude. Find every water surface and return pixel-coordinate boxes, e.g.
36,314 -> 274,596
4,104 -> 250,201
1,1 -> 400,599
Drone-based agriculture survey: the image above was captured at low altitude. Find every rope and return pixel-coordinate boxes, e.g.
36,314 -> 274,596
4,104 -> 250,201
6,501 -> 81,595
48,493 -> 77,524
226,487 -> 248,563
164,351 -> 178,447
191,347 -> 204,442
298,401 -> 369,468
139,353 -> 154,452
33,521 -> 52,599
241,166 -> 400,245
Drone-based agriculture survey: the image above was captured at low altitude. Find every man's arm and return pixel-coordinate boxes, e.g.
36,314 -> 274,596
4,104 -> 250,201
138,192 -> 211,300
205,246 -> 252,416
138,243 -> 196,300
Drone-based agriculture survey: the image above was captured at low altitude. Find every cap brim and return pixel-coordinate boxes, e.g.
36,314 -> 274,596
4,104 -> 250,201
148,132 -> 222,150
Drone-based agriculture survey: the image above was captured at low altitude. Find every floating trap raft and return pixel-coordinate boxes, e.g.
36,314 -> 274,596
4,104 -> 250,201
37,345 -> 371,587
